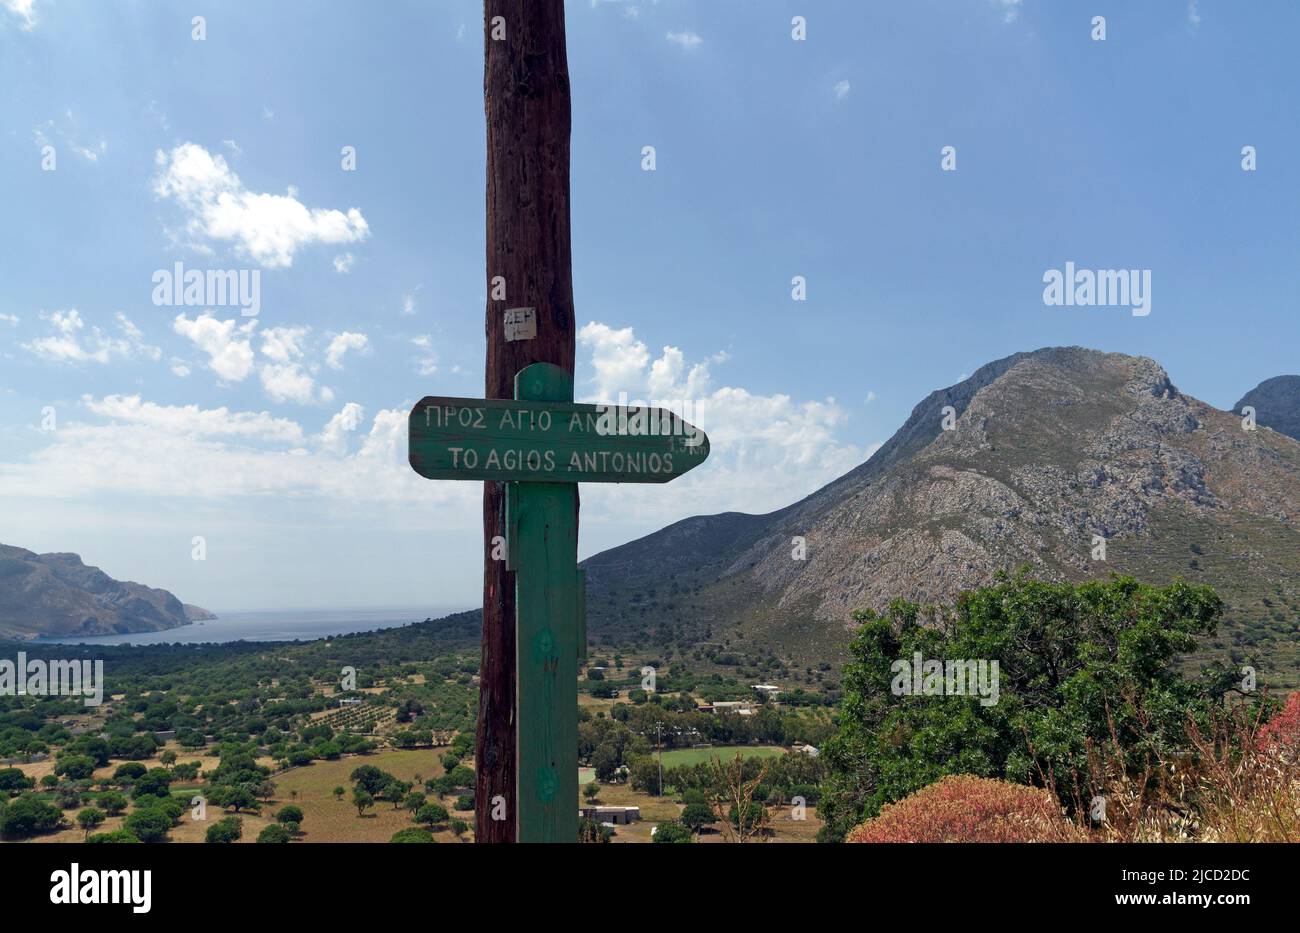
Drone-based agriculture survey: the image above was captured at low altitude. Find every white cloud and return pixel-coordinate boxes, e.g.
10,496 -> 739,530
260,362 -> 318,404
0,400 -> 459,509
325,331 -> 368,369
411,335 -> 437,376
153,143 -> 370,268
576,321 -> 865,522
259,325 -> 308,364
222,139 -> 242,155
169,358 -> 191,378
833,80 -> 851,101
577,323 -> 651,399
2,0 -> 37,30
255,326 -> 329,405
666,30 -> 702,49
865,390 -> 877,404
33,117 -> 106,162
23,310 -> 158,364
992,0 -> 1023,23
84,394 -> 305,444
401,289 -> 419,315
319,402 -> 365,454
173,312 -> 256,382
333,252 -> 355,274
1188,1 -> 1201,27
0,313 -> 18,325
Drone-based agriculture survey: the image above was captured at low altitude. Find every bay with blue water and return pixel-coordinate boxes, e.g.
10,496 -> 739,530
36,606 -> 470,646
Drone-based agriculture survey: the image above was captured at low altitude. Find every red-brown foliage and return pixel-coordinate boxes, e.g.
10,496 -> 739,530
846,775 -> 1083,843
1257,692 -> 1300,757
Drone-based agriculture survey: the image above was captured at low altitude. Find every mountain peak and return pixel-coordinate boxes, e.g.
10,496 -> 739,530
584,347 -> 1300,668
1235,375 -> 1300,441
0,544 -> 212,639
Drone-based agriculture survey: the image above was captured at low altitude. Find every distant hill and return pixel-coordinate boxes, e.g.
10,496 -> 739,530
1235,375 -> 1300,442
0,545 -> 214,639
582,348 -> 1300,682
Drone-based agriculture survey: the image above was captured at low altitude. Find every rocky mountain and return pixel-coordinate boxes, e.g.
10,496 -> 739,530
0,545 -> 213,639
1235,375 -> 1300,442
583,348 -> 1300,680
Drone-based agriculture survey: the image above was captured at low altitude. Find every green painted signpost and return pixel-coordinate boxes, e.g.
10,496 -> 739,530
409,362 -> 709,842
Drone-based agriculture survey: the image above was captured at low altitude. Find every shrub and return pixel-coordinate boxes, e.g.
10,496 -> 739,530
415,803 -> 449,828
0,768 -> 34,793
0,794 -> 63,839
77,807 -> 106,838
275,805 -> 304,826
206,816 -> 243,843
123,808 -> 172,843
87,830 -> 142,843
680,803 -> 715,833
652,820 -> 692,843
391,828 -> 435,843
257,824 -> 291,844
98,791 -> 129,816
818,573 -> 1226,841
1257,692 -> 1300,758
112,762 -> 147,783
846,775 -> 1082,843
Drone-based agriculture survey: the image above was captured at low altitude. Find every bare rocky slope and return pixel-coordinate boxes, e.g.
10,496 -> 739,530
0,545 -> 213,639
583,348 -> 1300,680
1235,375 -> 1300,442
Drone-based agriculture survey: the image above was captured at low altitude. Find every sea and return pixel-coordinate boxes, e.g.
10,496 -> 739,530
35,606 -> 471,647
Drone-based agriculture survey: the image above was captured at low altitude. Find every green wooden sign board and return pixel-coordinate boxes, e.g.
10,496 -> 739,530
408,362 -> 710,843
408,397 -> 709,484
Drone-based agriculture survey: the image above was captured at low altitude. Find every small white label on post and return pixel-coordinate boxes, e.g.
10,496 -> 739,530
504,307 -> 537,342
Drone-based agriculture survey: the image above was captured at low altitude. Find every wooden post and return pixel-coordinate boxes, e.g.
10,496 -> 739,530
478,0 -> 576,843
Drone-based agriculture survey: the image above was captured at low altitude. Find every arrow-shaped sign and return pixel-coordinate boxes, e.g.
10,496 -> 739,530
408,394 -> 709,484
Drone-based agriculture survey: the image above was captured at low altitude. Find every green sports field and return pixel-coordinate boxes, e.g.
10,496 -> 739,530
654,745 -> 786,768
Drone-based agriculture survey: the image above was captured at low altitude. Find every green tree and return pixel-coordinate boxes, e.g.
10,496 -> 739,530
415,803 -> 449,828
76,807 -> 106,839
349,765 -> 394,795
352,788 -> 374,817
816,571 -> 1227,842
0,768 -> 34,793
652,820 -> 692,843
87,830 -> 141,843
130,768 -> 173,800
54,755 -> 96,781
275,804 -> 304,827
0,794 -> 64,839
123,808 -> 172,843
257,824 -> 291,844
390,827 -> 435,843
206,816 -> 242,843
680,803 -> 714,834
98,791 -> 129,816
112,762 -> 147,784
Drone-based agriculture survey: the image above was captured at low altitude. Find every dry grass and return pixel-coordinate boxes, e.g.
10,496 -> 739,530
1031,693 -> 1300,843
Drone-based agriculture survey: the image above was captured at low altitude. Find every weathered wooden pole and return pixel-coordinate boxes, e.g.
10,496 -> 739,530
477,0 -> 576,843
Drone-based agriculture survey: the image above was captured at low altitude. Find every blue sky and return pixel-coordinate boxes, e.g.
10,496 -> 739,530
1,0 -> 1297,613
